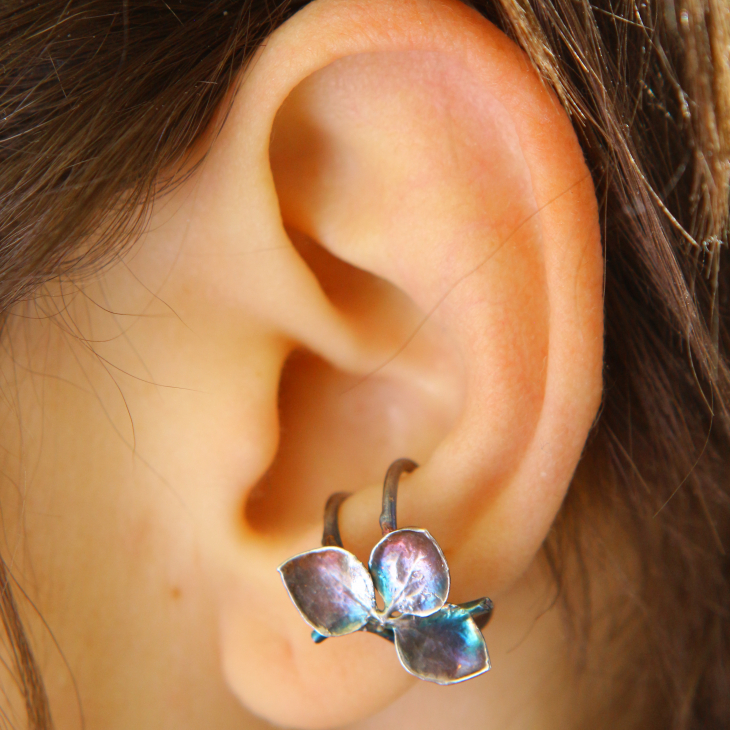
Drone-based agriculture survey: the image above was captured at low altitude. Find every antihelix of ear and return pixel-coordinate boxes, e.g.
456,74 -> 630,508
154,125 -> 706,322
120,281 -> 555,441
278,458 -> 493,685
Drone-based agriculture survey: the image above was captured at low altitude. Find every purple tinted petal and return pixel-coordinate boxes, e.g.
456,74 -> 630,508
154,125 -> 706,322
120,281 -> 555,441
392,604 -> 489,684
369,528 -> 449,617
278,547 -> 375,636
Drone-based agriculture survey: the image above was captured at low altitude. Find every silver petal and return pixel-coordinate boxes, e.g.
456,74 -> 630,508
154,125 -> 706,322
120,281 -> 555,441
392,604 -> 490,684
278,547 -> 375,636
369,528 -> 449,617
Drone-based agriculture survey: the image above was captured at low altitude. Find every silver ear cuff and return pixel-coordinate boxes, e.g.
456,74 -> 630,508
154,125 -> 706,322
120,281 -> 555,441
278,458 -> 493,685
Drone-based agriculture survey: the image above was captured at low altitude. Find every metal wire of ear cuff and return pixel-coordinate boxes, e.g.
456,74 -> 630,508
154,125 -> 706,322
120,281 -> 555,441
278,458 -> 493,685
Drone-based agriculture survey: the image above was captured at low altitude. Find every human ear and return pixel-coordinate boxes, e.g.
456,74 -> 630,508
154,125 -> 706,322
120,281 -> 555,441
131,0 -> 602,726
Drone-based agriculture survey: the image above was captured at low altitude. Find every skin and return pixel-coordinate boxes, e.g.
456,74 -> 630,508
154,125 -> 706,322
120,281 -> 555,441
0,1 -> 605,728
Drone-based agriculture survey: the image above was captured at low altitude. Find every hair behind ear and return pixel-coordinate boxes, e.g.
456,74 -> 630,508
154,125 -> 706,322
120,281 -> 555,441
487,0 -> 730,725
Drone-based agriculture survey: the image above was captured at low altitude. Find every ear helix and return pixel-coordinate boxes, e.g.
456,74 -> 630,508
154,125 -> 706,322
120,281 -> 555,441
278,458 -> 494,685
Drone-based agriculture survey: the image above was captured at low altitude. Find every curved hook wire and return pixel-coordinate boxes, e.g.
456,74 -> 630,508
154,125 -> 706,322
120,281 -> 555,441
321,491 -> 351,547
379,458 -> 418,535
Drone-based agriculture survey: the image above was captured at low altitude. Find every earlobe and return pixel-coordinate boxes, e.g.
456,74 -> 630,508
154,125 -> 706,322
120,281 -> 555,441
151,0 -> 603,727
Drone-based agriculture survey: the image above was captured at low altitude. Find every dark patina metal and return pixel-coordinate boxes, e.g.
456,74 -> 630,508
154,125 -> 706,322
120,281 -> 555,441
278,458 -> 494,685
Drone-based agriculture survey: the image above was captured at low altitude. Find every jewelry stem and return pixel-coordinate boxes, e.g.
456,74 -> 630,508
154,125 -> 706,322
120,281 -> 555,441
321,492 -> 351,547
379,458 -> 418,535
458,597 -> 494,629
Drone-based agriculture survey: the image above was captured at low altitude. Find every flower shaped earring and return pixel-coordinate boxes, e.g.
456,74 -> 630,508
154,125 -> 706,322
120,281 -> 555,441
278,458 -> 493,685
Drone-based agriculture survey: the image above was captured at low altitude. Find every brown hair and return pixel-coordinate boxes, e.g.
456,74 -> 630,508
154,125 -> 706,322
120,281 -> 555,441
1,0 -> 729,728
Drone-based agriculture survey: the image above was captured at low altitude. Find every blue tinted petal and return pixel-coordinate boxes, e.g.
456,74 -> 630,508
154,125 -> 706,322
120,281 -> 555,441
278,547 -> 375,636
369,528 -> 449,617
392,604 -> 490,684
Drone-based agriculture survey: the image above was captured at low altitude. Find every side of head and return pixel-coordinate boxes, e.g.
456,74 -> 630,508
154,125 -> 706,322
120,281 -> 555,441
0,1 -> 728,729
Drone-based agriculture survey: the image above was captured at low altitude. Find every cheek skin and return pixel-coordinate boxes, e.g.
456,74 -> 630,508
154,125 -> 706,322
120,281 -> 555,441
0,281 -> 285,729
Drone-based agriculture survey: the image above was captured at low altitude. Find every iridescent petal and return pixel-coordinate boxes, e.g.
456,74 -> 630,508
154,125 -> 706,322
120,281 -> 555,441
392,604 -> 490,684
278,547 -> 375,636
369,528 -> 449,617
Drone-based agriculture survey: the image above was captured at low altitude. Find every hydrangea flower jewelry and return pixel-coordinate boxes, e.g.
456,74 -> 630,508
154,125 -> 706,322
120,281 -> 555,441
278,458 -> 493,685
